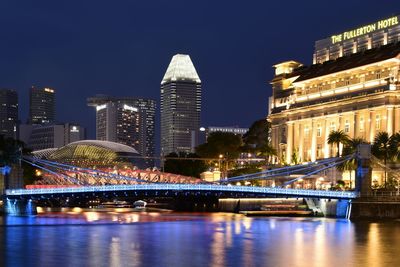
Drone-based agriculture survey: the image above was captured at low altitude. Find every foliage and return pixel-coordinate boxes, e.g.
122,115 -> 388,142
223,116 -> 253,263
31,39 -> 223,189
327,130 -> 349,157
0,135 -> 35,186
228,165 -> 262,177
196,132 -> 243,160
163,152 -> 207,178
242,119 -> 276,158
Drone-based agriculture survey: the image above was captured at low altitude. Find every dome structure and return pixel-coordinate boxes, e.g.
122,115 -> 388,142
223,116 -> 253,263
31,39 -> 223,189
35,140 -> 144,168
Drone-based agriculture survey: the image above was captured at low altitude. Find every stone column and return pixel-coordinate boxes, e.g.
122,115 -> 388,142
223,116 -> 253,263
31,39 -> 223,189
298,123 -> 303,162
324,118 -> 330,158
387,107 -> 394,136
311,120 -> 317,162
369,110 -> 376,143
354,112 -> 359,139
394,107 -> 400,134
286,122 -> 293,164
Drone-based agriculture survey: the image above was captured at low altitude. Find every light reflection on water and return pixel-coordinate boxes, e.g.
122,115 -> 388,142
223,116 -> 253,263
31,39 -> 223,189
1,212 -> 400,267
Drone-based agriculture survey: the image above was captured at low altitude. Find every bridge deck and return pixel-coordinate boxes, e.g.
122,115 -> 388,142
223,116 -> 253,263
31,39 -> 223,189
6,184 -> 358,199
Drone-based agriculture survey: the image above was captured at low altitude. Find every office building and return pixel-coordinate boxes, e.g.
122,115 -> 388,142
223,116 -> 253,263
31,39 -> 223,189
88,95 -> 156,167
29,86 -> 55,124
161,54 -> 202,155
19,123 -> 85,151
0,89 -> 18,139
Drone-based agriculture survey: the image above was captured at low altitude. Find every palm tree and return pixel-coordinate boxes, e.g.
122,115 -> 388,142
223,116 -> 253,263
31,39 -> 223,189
338,137 -> 367,189
372,132 -> 392,188
327,130 -> 349,157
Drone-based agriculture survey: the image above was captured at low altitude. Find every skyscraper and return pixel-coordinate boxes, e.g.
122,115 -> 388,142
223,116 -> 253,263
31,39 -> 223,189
0,89 -> 18,139
29,86 -> 55,124
88,95 -> 156,167
161,54 -> 202,156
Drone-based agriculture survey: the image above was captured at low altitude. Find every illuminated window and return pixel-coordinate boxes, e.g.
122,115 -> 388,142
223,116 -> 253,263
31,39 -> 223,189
317,144 -> 323,158
376,114 -> 381,130
304,126 -> 310,137
317,123 -> 322,137
375,70 -> 381,79
344,119 -> 350,133
359,117 -> 365,132
329,122 -> 336,132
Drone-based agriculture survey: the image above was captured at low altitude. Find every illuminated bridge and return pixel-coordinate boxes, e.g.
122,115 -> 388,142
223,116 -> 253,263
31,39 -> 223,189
3,148 -> 371,216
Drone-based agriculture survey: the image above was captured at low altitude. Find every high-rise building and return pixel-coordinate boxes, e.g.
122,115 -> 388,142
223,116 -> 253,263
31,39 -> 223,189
19,123 -> 86,151
268,15 -> 400,187
0,89 -> 18,139
160,54 -> 201,155
29,86 -> 55,124
88,95 -> 156,167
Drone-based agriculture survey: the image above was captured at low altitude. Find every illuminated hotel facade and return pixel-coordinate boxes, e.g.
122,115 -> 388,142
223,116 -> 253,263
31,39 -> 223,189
268,15 -> 400,165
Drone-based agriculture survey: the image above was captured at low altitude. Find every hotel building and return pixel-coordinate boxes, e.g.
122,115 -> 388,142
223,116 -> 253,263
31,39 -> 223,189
268,15 -> 400,166
88,95 -> 156,167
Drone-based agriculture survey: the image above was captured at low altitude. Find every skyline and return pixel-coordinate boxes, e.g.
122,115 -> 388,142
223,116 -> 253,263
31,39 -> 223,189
0,1 -> 399,139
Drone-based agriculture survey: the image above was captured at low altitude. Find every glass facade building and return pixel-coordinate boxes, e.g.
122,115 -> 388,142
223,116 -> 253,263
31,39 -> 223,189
29,86 -> 55,124
160,54 -> 202,155
0,89 -> 18,139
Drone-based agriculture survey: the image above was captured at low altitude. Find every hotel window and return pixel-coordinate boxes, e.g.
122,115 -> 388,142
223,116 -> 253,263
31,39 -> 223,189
359,117 -> 365,132
345,78 -> 350,86
376,114 -> 381,130
317,144 -> 323,158
304,126 -> 310,137
344,119 -> 350,133
317,124 -> 322,137
329,122 -> 336,132
375,70 -> 381,79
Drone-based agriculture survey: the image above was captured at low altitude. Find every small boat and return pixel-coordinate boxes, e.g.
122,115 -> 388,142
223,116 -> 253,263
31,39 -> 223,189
133,200 -> 147,209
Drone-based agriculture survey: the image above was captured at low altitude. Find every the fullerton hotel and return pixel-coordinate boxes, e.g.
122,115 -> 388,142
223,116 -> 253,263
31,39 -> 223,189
268,15 -> 400,165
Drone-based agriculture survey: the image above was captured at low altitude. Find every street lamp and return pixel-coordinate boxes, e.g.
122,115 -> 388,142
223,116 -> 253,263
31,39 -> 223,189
219,154 -> 223,178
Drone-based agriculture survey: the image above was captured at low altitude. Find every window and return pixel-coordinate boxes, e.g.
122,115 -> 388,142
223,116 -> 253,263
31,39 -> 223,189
344,119 -> 350,133
345,78 -> 350,86
376,114 -> 381,130
304,126 -> 310,137
359,117 -> 364,132
329,122 -> 336,132
317,144 -> 323,158
375,70 -> 381,80
317,123 -> 322,137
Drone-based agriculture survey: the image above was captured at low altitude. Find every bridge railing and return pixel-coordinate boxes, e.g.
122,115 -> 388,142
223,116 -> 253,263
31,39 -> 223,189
5,184 -> 358,199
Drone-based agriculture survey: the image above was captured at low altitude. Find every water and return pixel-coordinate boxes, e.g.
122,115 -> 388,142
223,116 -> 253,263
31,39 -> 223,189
1,211 -> 400,267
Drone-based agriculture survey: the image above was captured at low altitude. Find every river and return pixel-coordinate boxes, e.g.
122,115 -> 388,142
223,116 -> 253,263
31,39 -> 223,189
1,211 -> 400,267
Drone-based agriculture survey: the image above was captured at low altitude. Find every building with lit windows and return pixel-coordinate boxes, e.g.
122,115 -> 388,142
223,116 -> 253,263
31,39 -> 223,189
161,54 -> 202,155
88,96 -> 156,167
29,86 -> 55,124
0,89 -> 18,139
19,123 -> 86,151
268,14 -> 400,182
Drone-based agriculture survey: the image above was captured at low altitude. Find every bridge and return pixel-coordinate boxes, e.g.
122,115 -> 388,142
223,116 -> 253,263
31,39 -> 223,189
2,148 -> 372,216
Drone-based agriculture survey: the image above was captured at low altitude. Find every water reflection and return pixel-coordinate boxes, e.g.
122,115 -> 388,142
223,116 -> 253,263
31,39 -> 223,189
2,212 -> 400,267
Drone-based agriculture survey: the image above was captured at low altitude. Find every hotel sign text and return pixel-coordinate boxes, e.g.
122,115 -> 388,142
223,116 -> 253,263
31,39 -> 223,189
331,16 -> 399,44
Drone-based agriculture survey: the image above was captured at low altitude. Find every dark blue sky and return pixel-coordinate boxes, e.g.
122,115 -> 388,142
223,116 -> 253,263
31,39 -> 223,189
0,1 -> 399,139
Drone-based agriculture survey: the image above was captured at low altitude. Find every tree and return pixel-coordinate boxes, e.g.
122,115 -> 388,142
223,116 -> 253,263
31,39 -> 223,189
327,130 -> 349,157
0,136 -> 24,189
372,132 -> 396,188
163,152 -> 207,178
196,132 -> 243,160
338,137 -> 367,189
242,119 -> 276,162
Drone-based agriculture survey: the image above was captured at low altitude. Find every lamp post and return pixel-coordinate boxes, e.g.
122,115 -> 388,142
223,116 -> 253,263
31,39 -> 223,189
219,154 -> 223,178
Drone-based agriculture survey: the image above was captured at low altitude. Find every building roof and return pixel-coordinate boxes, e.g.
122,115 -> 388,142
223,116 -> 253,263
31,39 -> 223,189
161,54 -> 201,84
290,42 -> 400,83
68,140 -> 139,154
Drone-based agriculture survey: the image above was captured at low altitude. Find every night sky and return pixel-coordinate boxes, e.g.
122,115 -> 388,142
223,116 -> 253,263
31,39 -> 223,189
0,1 -> 399,142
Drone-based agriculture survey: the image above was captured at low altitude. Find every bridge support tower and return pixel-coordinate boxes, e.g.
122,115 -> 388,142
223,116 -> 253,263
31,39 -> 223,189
3,198 -> 37,216
355,144 -> 372,195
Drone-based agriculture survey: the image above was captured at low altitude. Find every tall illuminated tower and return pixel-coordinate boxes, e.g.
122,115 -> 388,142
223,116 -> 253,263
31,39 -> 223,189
160,54 -> 202,156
